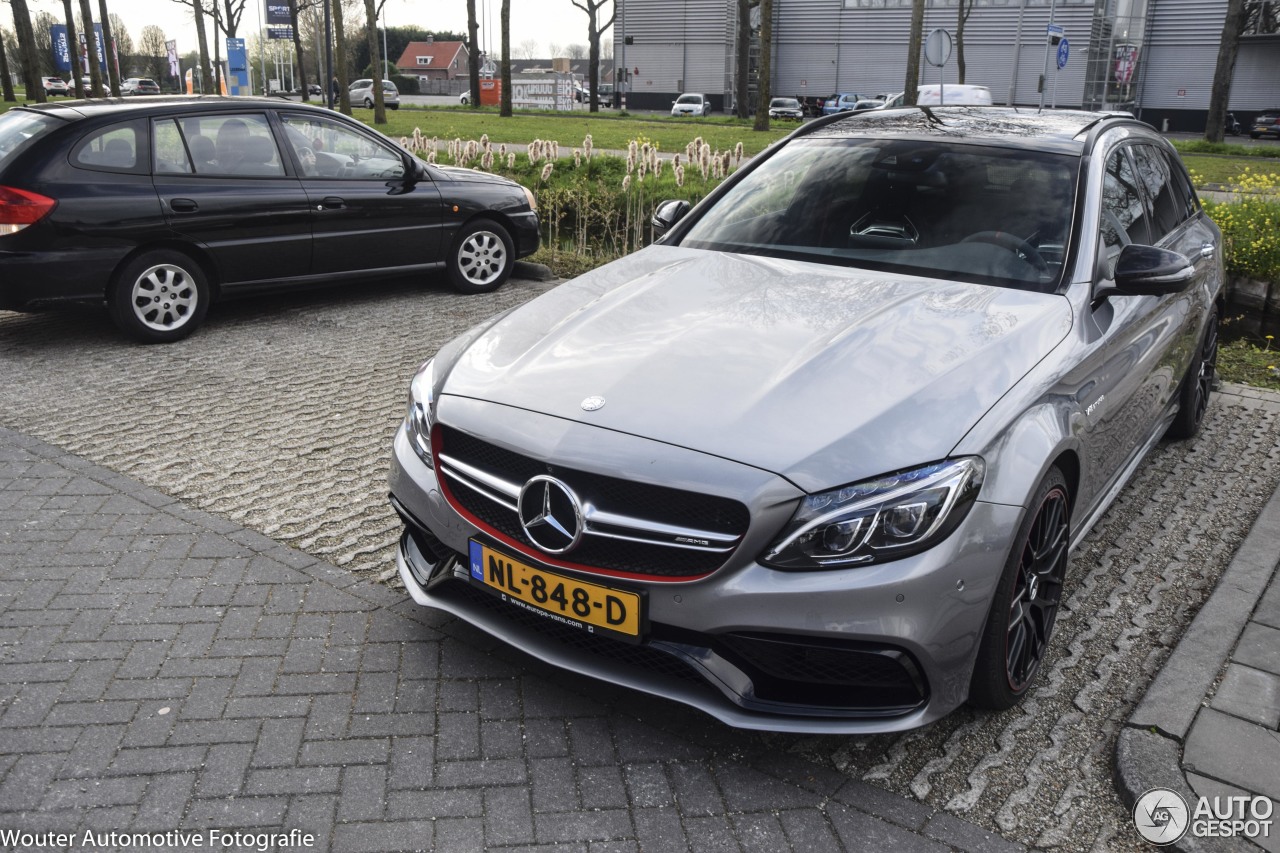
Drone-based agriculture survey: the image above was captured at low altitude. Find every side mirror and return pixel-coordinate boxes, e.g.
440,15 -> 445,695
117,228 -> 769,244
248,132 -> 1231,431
651,199 -> 691,239
1112,244 -> 1196,296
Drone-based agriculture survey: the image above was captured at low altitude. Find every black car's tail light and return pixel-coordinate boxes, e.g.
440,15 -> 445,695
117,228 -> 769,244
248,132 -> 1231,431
0,186 -> 56,236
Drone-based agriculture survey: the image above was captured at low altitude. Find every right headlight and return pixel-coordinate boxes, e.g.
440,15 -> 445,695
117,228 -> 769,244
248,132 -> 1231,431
404,358 -> 436,469
761,457 -> 984,570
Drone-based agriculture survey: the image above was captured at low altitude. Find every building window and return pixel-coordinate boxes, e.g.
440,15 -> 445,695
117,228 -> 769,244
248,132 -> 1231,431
417,56 -> 433,66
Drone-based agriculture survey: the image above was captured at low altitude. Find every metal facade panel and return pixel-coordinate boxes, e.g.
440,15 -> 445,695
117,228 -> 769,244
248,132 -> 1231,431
1139,46 -> 1218,109
1146,0 -> 1227,45
627,44 -> 688,93
1230,38 -> 1280,109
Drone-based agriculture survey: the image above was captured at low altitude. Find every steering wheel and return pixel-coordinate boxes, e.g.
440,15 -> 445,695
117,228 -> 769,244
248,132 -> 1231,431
961,230 -> 1049,273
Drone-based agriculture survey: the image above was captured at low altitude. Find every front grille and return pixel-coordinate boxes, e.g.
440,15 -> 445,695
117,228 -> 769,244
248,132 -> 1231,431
438,425 -> 750,579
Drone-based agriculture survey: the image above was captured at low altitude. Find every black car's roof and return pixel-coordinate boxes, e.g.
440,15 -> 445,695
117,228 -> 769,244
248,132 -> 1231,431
800,106 -> 1141,155
17,95 -> 335,122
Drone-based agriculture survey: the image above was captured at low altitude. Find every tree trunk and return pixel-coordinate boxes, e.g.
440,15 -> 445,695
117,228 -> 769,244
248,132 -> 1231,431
903,0 -> 925,105
289,0 -> 309,102
1205,0 -> 1247,143
0,27 -> 15,102
192,0 -> 214,94
735,0 -> 751,118
466,0 -> 480,109
587,19 -> 600,112
752,0 -> 771,130
9,0 -> 42,102
62,0 -> 84,98
363,0 -> 385,122
97,0 -> 120,95
332,0 -> 350,113
500,0 -> 511,117
956,0 -> 967,84
212,2 -> 223,93
78,0 -> 104,96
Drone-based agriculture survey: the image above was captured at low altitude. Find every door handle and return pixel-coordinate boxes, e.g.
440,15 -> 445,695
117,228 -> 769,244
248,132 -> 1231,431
169,198 -> 198,213
319,196 -> 346,210
1200,243 -> 1215,259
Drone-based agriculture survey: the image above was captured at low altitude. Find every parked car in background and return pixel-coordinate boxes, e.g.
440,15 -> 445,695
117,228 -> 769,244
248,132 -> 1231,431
672,93 -> 712,117
768,97 -> 804,120
0,97 -> 539,342
348,79 -> 400,110
916,84 -> 993,106
1251,109 -> 1280,139
822,92 -> 876,114
459,90 -> 471,105
121,78 -> 162,96
42,77 -> 69,97
852,98 -> 885,111
389,106 -> 1222,735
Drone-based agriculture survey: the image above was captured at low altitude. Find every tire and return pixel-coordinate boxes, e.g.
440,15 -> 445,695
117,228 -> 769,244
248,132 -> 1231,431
364,98 -> 374,109
447,218 -> 515,294
1165,308 -> 1218,440
968,467 -> 1070,710
108,250 -> 210,343
388,103 -> 399,110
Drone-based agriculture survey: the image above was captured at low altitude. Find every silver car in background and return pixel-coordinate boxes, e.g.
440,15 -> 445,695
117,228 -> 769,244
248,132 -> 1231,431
348,78 -> 400,110
388,107 -> 1222,733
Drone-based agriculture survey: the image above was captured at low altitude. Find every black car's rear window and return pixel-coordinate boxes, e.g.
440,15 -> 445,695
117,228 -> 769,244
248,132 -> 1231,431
678,137 -> 1078,293
0,111 -> 63,171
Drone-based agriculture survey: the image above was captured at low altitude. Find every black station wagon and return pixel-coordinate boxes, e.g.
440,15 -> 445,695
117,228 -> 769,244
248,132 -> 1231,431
0,97 -> 540,342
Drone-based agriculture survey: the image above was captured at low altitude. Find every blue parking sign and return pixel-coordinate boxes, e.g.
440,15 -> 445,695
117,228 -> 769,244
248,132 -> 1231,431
1057,39 -> 1070,70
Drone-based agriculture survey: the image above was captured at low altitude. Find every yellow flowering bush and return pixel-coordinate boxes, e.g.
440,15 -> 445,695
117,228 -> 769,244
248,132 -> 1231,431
1201,168 -> 1280,282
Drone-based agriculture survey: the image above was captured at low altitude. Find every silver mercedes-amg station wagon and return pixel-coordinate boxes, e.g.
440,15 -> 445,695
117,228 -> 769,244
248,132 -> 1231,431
388,108 -> 1222,734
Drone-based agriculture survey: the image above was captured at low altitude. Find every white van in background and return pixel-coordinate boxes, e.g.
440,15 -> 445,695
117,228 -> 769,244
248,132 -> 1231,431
915,84 -> 993,106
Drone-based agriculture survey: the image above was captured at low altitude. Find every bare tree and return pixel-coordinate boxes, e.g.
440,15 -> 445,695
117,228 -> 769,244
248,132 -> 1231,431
288,0 -> 312,101
139,24 -> 168,85
215,0 -> 245,37
565,43 -> 587,59
1244,0 -> 1280,32
467,0 -> 481,108
955,0 -> 975,84
98,0 -> 121,95
903,0 -> 925,105
500,0 -> 511,117
516,39 -> 539,59
1206,0 -> 1247,143
77,0 -> 104,95
169,0 -> 213,92
734,0 -> 758,118
0,26 -> 15,102
108,14 -> 132,60
332,0 -> 351,112
569,0 -> 614,112
752,0 -> 772,130
10,0 -> 45,101
362,0 -> 386,122
63,0 -> 84,97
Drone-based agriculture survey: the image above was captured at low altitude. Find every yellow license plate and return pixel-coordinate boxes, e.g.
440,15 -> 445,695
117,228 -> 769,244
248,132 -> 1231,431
468,541 -> 643,640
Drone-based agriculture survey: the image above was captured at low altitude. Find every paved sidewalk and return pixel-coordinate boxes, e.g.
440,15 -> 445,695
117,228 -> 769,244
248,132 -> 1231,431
1117,384 -> 1280,853
0,425 -> 1018,852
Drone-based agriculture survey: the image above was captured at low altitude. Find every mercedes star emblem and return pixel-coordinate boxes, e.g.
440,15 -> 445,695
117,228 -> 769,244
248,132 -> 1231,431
517,475 -> 585,554
581,396 -> 606,411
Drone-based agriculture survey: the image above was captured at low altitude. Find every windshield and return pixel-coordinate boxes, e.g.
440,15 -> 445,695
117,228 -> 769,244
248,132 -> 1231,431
676,95 -> 701,104
678,137 -> 1077,292
0,111 -> 63,170
772,99 -> 798,108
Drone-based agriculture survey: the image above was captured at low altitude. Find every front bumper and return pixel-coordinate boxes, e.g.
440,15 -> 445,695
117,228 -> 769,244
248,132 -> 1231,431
388,404 -> 1021,734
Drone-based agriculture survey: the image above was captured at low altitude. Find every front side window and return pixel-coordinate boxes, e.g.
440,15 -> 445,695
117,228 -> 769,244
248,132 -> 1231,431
280,114 -> 406,180
1130,144 -> 1185,242
1100,147 -> 1148,267
677,137 -> 1076,292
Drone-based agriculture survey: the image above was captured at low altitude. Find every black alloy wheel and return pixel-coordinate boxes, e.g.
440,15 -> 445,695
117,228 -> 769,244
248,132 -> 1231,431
969,467 -> 1070,710
1166,308 -> 1219,440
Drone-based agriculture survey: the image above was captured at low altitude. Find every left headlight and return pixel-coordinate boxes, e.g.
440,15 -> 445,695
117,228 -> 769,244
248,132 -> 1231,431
404,358 -> 436,468
761,457 -> 984,570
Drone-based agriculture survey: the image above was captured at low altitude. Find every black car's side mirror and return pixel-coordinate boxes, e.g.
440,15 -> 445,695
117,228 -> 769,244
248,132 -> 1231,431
1111,244 -> 1195,296
651,199 -> 691,240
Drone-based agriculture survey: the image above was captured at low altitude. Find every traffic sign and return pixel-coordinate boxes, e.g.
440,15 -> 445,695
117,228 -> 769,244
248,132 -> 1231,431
1057,39 -> 1070,70
1046,23 -> 1065,36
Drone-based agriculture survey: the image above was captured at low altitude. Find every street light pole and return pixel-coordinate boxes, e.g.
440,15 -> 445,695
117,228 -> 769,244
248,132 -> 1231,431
1038,0 -> 1057,110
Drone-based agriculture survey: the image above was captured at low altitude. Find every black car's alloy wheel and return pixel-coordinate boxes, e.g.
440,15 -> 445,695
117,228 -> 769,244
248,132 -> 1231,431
969,467 -> 1070,709
447,218 -> 514,294
109,250 -> 211,343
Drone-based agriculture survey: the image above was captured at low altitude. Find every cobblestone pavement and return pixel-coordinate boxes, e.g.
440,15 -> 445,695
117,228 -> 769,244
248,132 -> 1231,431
4,278 -> 1280,851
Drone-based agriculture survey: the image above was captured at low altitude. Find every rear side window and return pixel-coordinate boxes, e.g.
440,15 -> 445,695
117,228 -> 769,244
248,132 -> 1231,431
0,111 -> 63,170
154,114 -> 285,177
72,120 -> 147,173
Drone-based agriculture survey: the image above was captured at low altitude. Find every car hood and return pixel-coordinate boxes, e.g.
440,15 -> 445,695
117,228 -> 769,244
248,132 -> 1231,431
432,165 -> 519,186
442,246 -> 1072,492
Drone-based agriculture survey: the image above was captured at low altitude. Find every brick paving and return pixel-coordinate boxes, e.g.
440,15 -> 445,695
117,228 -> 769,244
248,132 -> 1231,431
4,278 -> 1280,851
0,424 -> 1017,852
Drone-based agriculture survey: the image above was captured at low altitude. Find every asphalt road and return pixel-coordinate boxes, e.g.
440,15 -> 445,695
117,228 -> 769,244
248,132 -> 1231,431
4,277 -> 1280,850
